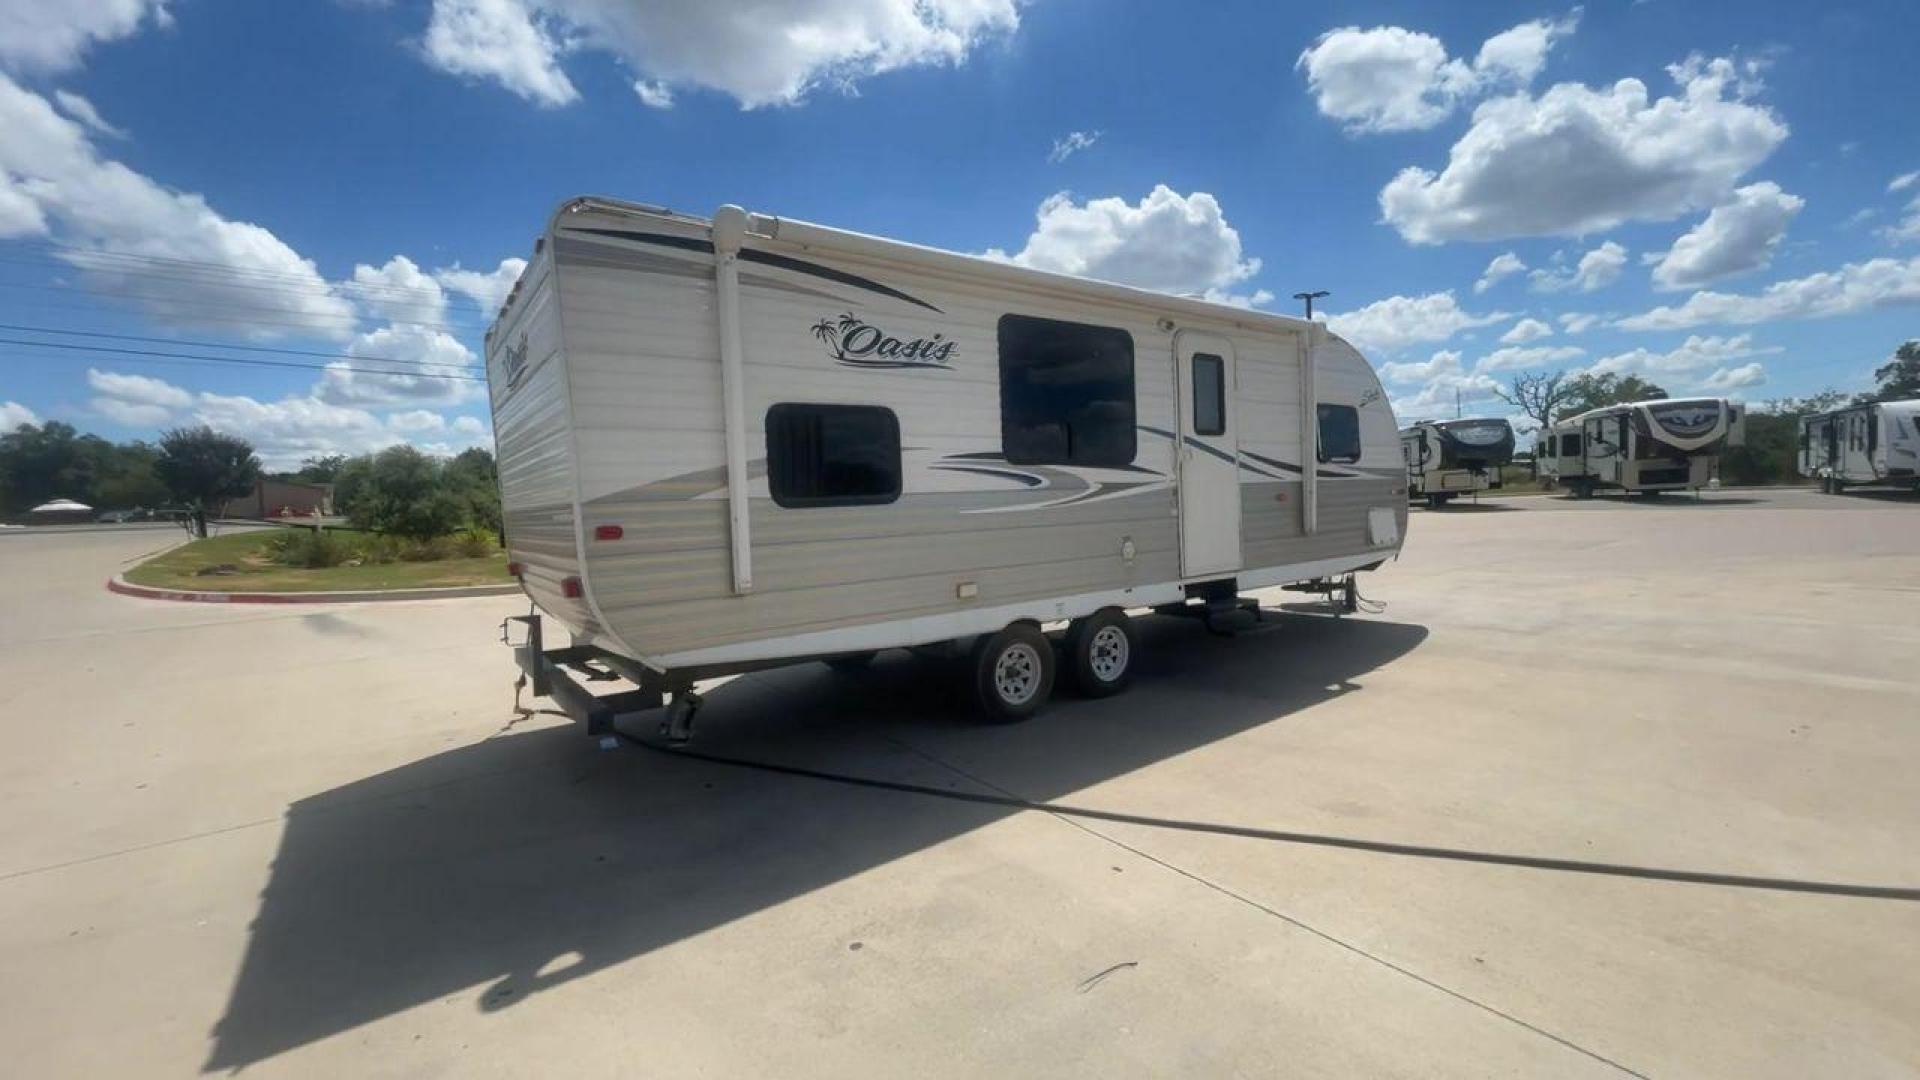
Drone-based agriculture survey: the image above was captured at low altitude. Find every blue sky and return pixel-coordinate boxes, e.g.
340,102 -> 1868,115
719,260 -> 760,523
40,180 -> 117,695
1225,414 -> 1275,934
1,0 -> 1917,464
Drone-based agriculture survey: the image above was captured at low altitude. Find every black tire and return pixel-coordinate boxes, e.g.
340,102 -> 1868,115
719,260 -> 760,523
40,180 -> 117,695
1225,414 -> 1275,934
823,651 -> 877,675
1064,609 -> 1137,698
969,623 -> 1054,723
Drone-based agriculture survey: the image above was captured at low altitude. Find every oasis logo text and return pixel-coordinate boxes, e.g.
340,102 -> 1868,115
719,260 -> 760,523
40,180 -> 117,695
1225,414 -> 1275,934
811,312 -> 956,370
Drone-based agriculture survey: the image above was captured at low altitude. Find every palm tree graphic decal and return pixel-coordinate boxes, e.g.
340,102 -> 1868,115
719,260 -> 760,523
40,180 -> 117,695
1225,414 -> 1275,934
810,313 -> 857,361
809,311 -> 956,369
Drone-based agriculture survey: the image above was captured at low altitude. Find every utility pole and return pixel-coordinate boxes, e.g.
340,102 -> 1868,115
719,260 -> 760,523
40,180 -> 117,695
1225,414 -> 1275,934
1292,290 -> 1329,320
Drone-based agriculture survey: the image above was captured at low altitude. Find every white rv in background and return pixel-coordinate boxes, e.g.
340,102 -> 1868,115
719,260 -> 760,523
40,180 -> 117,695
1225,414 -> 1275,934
1538,398 -> 1744,498
487,197 -> 1406,737
1798,399 -> 1920,494
1399,417 -> 1516,507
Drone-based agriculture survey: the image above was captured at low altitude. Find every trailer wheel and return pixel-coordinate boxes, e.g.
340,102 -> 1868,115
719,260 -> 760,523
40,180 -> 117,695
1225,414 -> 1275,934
1064,609 -> 1136,698
969,623 -> 1054,723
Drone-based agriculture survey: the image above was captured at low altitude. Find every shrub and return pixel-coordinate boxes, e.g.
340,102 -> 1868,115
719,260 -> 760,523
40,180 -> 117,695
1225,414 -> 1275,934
399,536 -> 455,562
344,445 -> 466,541
274,528 -> 351,568
454,527 -> 495,558
355,534 -> 403,564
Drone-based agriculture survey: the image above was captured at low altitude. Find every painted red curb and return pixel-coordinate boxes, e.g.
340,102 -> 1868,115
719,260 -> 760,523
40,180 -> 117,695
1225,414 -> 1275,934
107,575 -> 523,605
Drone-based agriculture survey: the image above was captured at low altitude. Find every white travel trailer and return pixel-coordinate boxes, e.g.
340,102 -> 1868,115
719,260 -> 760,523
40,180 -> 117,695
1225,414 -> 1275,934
1798,399 -> 1920,494
488,197 -> 1406,737
1538,397 -> 1744,498
1399,417 -> 1515,507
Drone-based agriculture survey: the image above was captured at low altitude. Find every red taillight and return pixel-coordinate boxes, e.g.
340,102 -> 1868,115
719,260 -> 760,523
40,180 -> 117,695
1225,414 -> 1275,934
561,576 -> 583,599
506,561 -> 523,576
593,524 -> 624,541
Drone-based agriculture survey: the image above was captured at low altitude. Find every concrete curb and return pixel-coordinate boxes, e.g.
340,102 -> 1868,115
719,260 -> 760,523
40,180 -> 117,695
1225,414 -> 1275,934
107,574 -> 523,605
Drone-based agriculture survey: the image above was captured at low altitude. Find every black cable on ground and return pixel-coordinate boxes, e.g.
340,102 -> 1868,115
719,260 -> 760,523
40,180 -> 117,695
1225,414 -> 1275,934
613,730 -> 1920,904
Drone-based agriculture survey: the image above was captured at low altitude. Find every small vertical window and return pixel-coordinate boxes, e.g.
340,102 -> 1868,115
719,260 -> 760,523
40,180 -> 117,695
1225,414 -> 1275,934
1192,353 -> 1226,436
1317,403 -> 1362,464
997,314 -> 1136,467
765,403 -> 901,508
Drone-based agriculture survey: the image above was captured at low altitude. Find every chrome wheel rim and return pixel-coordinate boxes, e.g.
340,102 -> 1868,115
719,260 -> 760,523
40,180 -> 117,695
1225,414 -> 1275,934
993,642 -> 1042,706
1088,625 -> 1129,683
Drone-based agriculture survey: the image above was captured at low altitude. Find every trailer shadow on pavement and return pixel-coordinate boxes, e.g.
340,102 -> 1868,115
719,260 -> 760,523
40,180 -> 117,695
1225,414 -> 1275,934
205,612 -> 1427,1073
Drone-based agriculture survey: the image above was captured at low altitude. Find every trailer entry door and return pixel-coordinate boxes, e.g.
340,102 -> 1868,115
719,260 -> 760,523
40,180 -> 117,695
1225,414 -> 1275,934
1174,331 -> 1242,577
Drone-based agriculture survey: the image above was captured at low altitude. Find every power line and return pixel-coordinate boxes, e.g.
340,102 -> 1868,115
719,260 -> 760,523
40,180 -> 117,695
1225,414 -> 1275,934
3,238 -> 513,310
0,322 -> 482,371
0,294 -> 481,341
0,252 -> 467,319
0,338 -> 486,382
0,278 -> 482,334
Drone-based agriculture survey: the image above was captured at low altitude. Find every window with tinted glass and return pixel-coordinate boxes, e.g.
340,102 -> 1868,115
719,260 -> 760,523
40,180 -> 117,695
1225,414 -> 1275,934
1317,403 -> 1361,464
997,314 -> 1136,466
765,403 -> 901,508
1560,433 -> 1582,457
1192,353 -> 1226,436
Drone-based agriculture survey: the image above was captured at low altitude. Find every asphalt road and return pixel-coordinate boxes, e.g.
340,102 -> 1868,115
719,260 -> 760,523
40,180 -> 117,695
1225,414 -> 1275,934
1,489 -> 1916,1078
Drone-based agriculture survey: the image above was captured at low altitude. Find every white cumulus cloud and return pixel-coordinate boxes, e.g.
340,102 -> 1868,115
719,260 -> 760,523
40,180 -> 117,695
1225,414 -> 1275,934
1323,291 -> 1509,355
1379,349 -> 1462,384
417,0 -> 1020,110
436,257 -> 527,314
1,400 -> 40,431
1475,251 -> 1526,293
1616,255 -> 1920,331
74,370 -> 490,468
1648,181 -> 1803,290
88,365 -> 192,426
421,0 -> 579,108
1530,241 -> 1628,292
0,73 -> 357,338
51,89 -> 125,137
1478,344 -> 1585,373
1888,171 -> 1919,194
987,185 -> 1264,300
347,254 -> 449,326
1698,362 -> 1767,391
1296,11 -> 1579,134
1380,54 -> 1787,243
1587,333 -> 1779,376
1499,317 -> 1554,344
1558,311 -> 1601,334
317,323 -> 479,407
0,0 -> 171,75
1048,130 -> 1101,164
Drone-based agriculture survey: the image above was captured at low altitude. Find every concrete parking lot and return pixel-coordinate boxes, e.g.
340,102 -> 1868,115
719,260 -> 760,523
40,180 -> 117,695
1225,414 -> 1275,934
1,490 -> 1916,1078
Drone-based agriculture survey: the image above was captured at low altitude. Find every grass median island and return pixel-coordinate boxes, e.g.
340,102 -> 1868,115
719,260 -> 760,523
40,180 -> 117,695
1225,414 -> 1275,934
125,526 -> 514,593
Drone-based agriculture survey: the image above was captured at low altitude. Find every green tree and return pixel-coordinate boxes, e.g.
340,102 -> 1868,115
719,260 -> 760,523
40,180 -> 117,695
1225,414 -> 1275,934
93,441 -> 169,509
1556,373 -> 1669,420
156,426 -> 261,536
296,453 -> 349,483
1718,391 -> 1847,486
345,445 -> 465,540
331,454 -> 374,520
1492,372 -> 1574,477
444,446 -> 502,535
0,422 -> 100,514
1859,340 -> 1920,403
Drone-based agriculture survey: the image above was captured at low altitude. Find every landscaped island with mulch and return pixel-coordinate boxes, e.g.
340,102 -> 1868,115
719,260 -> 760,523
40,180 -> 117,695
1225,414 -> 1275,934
125,527 -> 513,593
